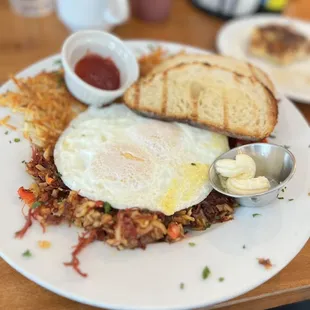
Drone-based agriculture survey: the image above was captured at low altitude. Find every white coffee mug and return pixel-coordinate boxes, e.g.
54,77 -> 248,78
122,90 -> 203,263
56,0 -> 129,32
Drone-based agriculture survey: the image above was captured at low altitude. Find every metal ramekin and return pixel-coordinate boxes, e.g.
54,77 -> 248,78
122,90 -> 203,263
209,143 -> 296,207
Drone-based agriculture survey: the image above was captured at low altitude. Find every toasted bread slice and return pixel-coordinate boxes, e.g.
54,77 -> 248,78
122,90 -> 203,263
124,62 -> 277,140
149,53 -> 276,96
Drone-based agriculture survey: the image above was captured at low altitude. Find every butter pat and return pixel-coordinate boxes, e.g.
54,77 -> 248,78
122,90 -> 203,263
215,154 -> 256,179
226,176 -> 271,195
215,154 -> 271,195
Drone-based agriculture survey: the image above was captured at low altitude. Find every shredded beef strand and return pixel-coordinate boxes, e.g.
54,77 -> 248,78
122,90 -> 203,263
258,258 -> 273,269
15,208 -> 33,238
64,230 -> 98,277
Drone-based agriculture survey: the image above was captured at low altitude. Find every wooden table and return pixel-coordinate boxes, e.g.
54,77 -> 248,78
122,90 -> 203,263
0,1 -> 309,310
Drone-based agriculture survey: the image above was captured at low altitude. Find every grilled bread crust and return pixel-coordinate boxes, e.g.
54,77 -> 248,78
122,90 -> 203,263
124,56 -> 278,140
149,53 -> 276,96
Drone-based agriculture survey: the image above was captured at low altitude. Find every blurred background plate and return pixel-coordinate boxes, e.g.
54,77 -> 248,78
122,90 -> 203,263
216,14 -> 310,103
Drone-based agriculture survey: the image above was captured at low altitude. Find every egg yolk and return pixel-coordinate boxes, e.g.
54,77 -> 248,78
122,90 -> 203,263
160,163 -> 209,215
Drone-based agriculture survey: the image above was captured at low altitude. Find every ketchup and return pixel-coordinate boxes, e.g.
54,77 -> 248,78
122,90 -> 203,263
75,53 -> 120,90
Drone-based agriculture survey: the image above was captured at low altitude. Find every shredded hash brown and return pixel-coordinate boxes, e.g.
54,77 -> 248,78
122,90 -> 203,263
0,71 -> 86,147
138,47 -> 167,77
1,51 -> 236,277
0,115 -> 17,130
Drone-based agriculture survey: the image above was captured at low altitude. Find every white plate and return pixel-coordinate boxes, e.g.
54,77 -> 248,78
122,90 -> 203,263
0,40 -> 310,310
217,14 -> 310,103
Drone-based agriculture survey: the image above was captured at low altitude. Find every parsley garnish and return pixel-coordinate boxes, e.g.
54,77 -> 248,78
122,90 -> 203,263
283,145 -> 290,149
4,131 -> 8,135
53,59 -> 62,66
57,76 -> 65,87
188,242 -> 196,247
180,282 -> 185,289
14,138 -> 20,143
104,202 -> 112,214
202,266 -> 211,279
242,245 -> 246,249
269,134 -> 276,139
218,277 -> 225,282
277,197 -> 284,200
288,198 -> 294,201
21,160 -> 26,164
191,163 -> 196,166
252,213 -> 261,217
31,201 -> 42,209
54,71 -> 64,87
22,249 -> 32,257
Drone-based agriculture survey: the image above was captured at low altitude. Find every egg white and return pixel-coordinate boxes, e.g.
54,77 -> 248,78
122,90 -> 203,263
54,104 -> 229,215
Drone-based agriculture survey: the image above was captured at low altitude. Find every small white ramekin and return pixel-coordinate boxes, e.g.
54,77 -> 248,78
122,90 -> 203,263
61,30 -> 139,107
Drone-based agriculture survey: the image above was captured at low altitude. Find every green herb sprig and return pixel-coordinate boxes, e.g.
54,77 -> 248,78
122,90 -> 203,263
202,266 -> 211,279
252,213 -> 261,217
22,249 -> 32,257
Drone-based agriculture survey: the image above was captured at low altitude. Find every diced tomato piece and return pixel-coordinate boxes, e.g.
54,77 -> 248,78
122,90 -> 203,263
18,187 -> 35,205
167,223 -> 181,240
95,201 -> 103,207
46,177 -> 54,185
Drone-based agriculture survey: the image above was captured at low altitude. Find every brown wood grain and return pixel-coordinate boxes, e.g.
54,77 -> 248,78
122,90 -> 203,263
0,0 -> 309,310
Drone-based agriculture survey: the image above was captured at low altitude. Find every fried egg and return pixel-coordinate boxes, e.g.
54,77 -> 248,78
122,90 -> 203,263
54,104 -> 228,215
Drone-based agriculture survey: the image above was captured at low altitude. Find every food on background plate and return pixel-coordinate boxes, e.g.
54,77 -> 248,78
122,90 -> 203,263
124,53 -> 278,141
215,154 -> 271,195
248,24 -> 309,65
